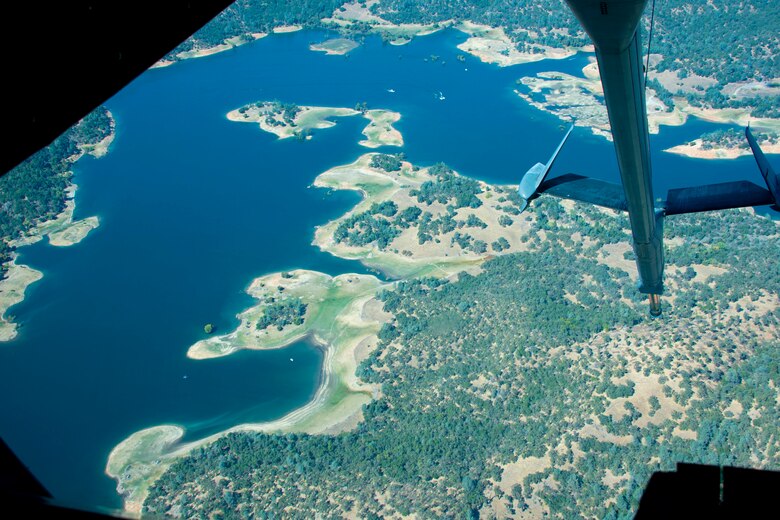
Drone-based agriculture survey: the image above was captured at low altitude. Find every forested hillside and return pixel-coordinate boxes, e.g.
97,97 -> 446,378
374,0 -> 778,82
651,0 -> 778,84
649,0 -> 779,116
375,0 -> 779,114
0,108 -> 113,277
143,198 -> 779,518
167,0 -> 343,55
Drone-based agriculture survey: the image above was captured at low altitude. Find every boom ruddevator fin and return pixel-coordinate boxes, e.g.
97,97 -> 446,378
664,181 -> 773,215
517,124 -> 574,211
663,127 -> 778,215
746,126 -> 780,209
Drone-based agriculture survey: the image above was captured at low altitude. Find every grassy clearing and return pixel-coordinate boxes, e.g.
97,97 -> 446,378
0,257 -> 43,341
48,216 -> 99,247
359,109 -> 403,148
310,38 -> 359,55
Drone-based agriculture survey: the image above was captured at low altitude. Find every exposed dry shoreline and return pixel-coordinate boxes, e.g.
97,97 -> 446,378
0,192 -> 100,342
515,58 -> 780,151
0,256 -> 43,342
108,269 -> 390,515
151,33 -> 268,68
0,113 -> 115,342
456,21 -> 592,67
665,138 -> 780,159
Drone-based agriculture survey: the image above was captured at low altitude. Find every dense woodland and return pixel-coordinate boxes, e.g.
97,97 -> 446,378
173,1 -> 779,114
696,128 -> 779,150
168,0 -> 343,55
374,0 -> 779,86
369,153 -> 404,172
143,198 -> 780,518
649,1 -> 778,88
256,297 -> 308,331
333,161 -> 504,252
0,108 -> 112,278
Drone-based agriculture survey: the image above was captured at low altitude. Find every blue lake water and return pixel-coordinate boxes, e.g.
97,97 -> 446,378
0,28 -> 777,510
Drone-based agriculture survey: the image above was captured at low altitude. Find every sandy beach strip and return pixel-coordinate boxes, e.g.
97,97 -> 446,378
0,256 -> 43,342
108,269 -> 390,513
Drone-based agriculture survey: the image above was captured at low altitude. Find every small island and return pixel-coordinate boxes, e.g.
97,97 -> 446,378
359,109 -> 403,148
310,37 -> 359,55
226,101 -> 357,140
227,101 -> 404,148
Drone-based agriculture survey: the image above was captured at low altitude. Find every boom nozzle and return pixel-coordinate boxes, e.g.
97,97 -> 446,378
648,294 -> 662,317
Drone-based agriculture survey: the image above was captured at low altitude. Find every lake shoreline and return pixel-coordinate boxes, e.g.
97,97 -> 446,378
0,113 -> 115,342
147,21 -> 779,158
0,256 -> 43,342
108,269 -> 390,514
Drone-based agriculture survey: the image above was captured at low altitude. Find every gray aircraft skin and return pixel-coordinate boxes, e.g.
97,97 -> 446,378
566,0 -> 664,314
517,124 -> 574,212
519,0 -> 778,316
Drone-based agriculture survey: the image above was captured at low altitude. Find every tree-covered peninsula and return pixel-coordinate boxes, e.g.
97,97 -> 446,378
0,107 -> 114,340
0,107 -> 113,274
115,153 -> 778,518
